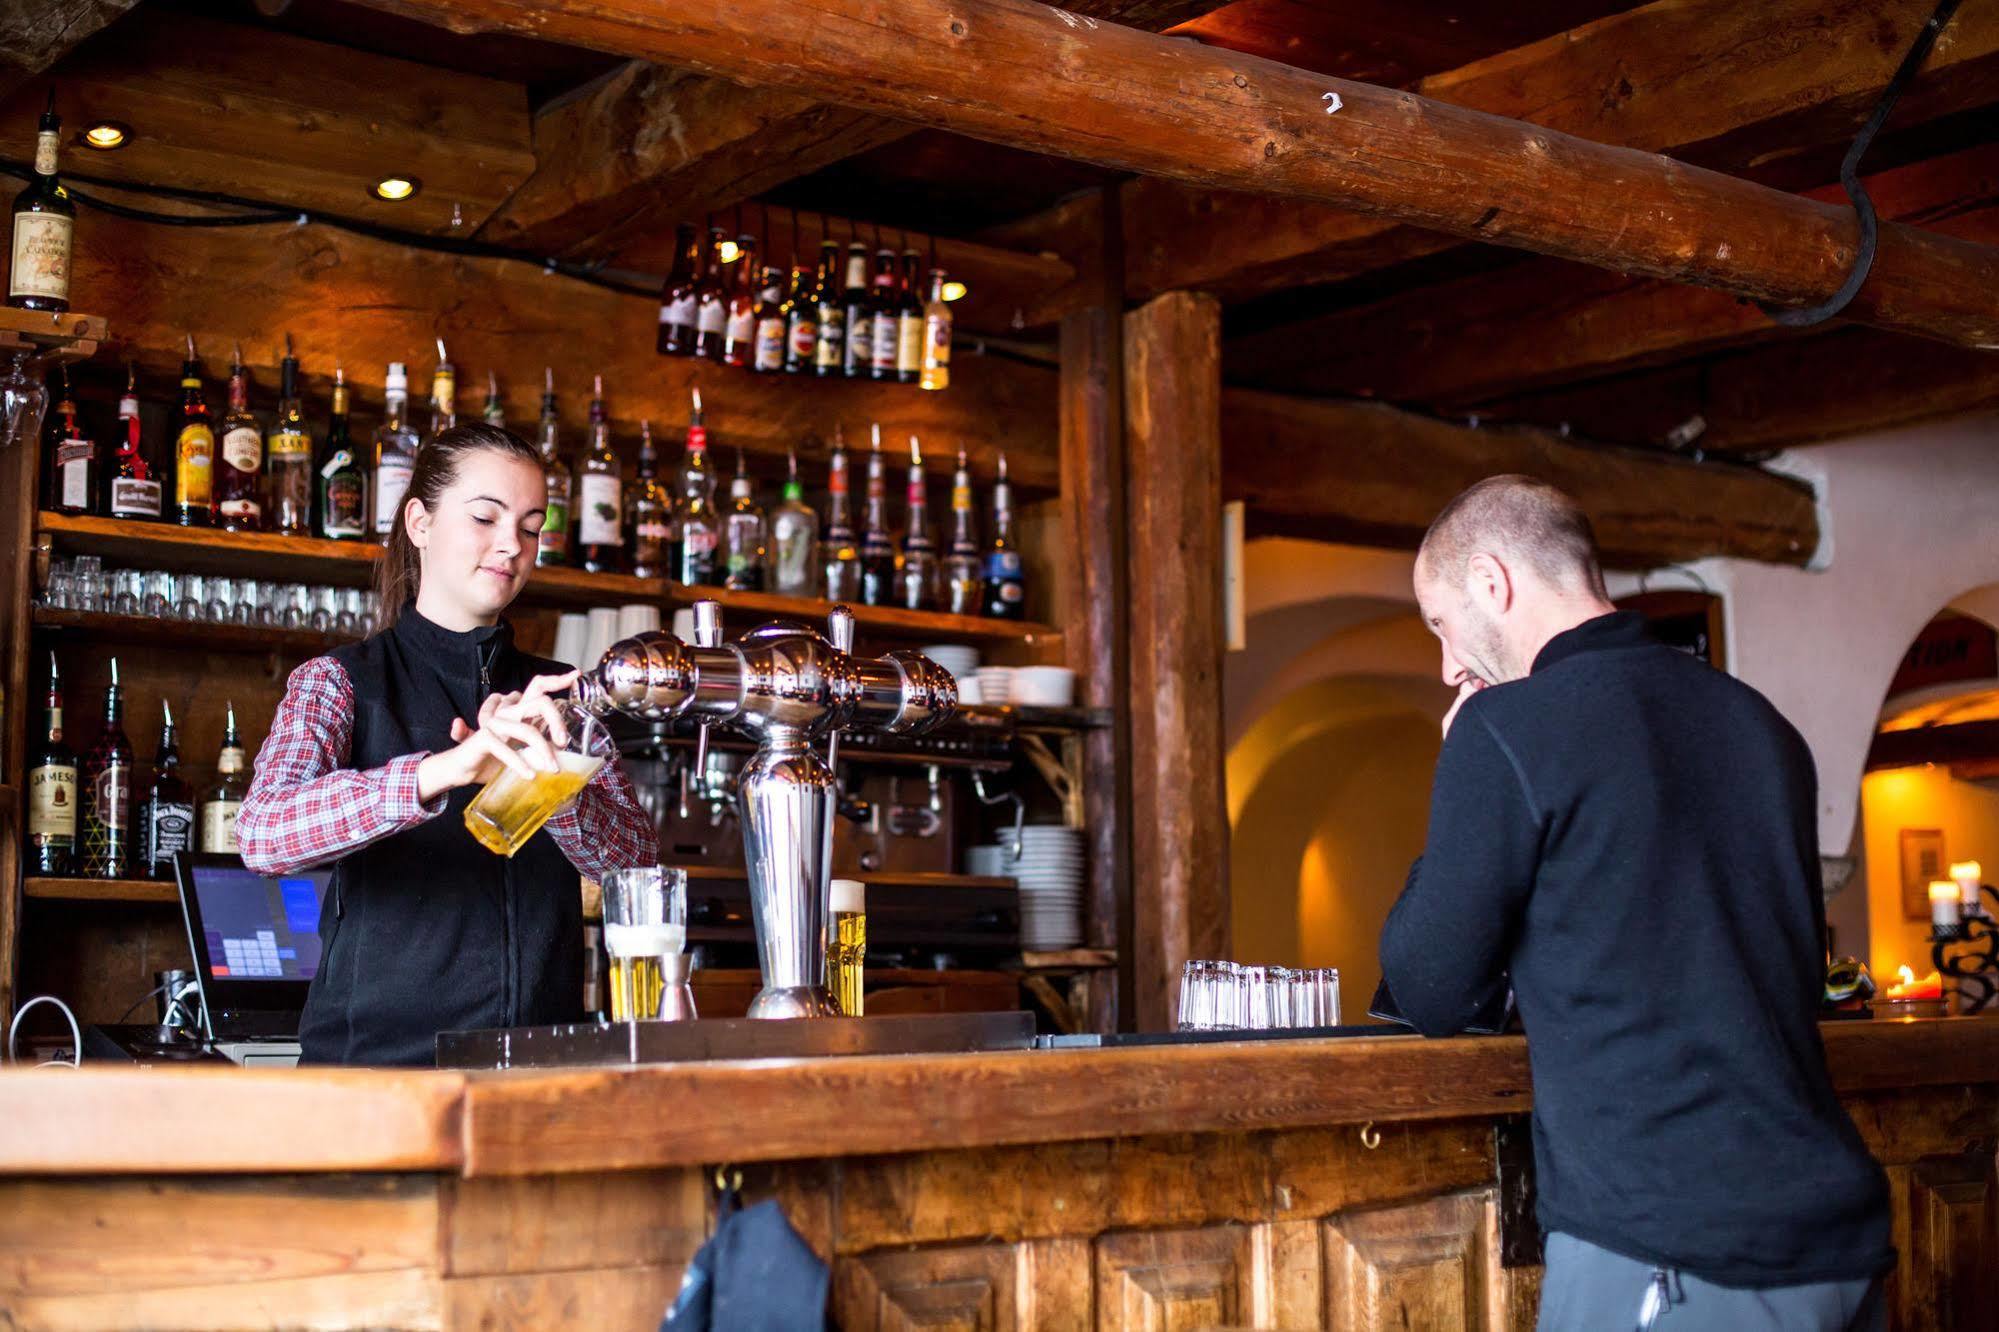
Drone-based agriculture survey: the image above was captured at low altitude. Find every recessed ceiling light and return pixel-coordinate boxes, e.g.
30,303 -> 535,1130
715,238 -> 741,263
941,280 -> 968,303
82,122 -> 130,151
372,176 -> 419,201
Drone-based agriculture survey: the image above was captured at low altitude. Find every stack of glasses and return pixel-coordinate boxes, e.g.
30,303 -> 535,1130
1176,960 -> 1341,1032
41,556 -> 378,635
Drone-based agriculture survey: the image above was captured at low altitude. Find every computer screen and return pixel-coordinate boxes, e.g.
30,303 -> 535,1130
191,861 -> 327,982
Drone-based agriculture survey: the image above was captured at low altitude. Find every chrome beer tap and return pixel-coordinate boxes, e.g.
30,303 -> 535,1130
577,600 -> 955,1018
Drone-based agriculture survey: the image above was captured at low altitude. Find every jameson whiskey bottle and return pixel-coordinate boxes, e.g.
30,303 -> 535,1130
857,423 -> 897,607
44,363 -> 95,516
81,657 -> 133,880
108,363 -> 162,521
201,702 -> 248,855
142,700 -> 194,880
945,450 -> 982,616
215,343 -> 265,532
534,368 -> 572,568
174,336 -> 215,527
266,334 -> 313,536
982,452 -> 1026,619
675,388 -> 720,587
26,652 -> 77,876
317,367 -> 366,540
655,222 -> 701,356
625,419 -> 672,580
8,91 -> 73,313
821,425 -> 860,602
812,238 -> 845,377
574,374 -> 624,574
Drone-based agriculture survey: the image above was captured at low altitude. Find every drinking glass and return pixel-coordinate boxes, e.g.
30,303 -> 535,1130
144,570 -> 176,619
110,568 -> 142,615
462,701 -> 614,857
72,556 -> 103,611
600,865 -> 690,1022
311,584 -> 337,633
0,349 -> 48,453
205,575 -> 234,624
176,573 -> 206,621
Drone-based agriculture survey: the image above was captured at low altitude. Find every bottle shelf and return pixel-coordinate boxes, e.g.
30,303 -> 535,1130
33,607 -> 360,655
38,512 -> 1059,646
24,876 -> 177,904
0,307 -> 104,361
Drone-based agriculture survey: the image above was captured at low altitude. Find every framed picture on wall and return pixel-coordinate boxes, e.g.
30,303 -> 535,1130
1900,828 -> 1947,922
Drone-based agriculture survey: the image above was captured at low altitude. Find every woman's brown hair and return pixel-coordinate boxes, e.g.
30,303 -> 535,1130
374,422 -> 544,632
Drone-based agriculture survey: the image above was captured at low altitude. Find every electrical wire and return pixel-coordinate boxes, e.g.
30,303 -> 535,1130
7,994 -> 82,1069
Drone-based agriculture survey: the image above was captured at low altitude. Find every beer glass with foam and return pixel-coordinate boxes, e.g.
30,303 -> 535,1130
463,701 -> 614,857
602,865 -> 689,1021
827,877 -> 866,1017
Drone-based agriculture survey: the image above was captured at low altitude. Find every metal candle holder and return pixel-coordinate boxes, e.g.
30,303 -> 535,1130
1929,883 -> 1999,1014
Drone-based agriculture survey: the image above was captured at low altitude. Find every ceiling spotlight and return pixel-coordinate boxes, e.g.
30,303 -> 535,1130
941,280 -> 968,303
716,238 -> 741,264
372,176 -> 419,201
82,122 -> 130,151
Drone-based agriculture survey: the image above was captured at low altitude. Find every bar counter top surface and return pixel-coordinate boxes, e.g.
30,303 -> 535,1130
2,1017 -> 1993,1179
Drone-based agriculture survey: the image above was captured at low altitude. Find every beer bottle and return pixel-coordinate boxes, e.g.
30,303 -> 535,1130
722,235 -> 759,370
44,362 -> 95,516
173,335 -> 214,527
693,227 -> 729,362
656,222 -> 702,356
840,242 -> 873,378
783,261 -> 818,375
895,249 -> 926,385
857,424 -> 897,607
753,265 -> 787,373
142,700 -> 195,880
215,343 -> 265,532
812,239 -> 845,377
108,363 -> 163,522
573,374 -> 624,574
920,269 -> 953,392
201,702 -> 247,856
81,657 -> 133,879
868,247 -> 901,382
26,652 -> 77,876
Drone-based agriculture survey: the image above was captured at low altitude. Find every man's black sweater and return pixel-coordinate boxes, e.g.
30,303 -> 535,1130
1380,611 -> 1890,1288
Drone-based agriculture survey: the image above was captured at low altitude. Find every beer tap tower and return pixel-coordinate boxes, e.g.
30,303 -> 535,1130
577,601 -> 956,1018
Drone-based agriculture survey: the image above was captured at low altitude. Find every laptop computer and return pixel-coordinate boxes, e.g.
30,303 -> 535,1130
173,852 -> 331,1066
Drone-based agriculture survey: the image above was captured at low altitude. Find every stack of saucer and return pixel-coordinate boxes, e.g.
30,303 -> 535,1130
968,825 -> 1083,951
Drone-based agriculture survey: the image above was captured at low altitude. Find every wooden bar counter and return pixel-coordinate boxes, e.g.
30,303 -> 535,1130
2,1019 -> 1995,1329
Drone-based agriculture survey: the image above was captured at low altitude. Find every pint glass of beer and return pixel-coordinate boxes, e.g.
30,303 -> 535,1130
602,865 -> 688,1022
463,701 -> 614,857
828,877 -> 866,1017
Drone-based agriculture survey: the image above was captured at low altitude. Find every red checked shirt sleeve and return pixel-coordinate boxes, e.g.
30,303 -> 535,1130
236,656 -> 448,875
545,757 -> 660,879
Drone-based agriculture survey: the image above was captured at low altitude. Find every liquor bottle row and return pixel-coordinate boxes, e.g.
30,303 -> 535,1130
655,224 -> 953,390
24,655 -> 248,881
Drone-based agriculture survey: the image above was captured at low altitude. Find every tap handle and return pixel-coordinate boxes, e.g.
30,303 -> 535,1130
693,600 -> 724,648
828,603 -> 856,655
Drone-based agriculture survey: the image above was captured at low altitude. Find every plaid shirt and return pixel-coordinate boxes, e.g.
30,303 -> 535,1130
237,655 -> 659,877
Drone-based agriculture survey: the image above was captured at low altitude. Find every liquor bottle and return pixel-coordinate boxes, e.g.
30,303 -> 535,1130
945,449 -> 982,616
173,335 -> 214,528
752,265 -> 787,373
574,374 -> 624,574
371,362 -> 419,540
783,261 -> 818,375
8,91 -> 73,313
215,343 -> 264,532
108,363 -> 162,522
426,339 -> 456,440
812,238 -> 845,377
675,387 -> 720,586
840,242 -> 873,378
722,235 -> 760,369
722,450 -> 767,592
26,652 -> 77,876
769,447 -> 820,598
142,700 -> 194,880
44,363 -> 94,516
983,452 -> 1026,619
625,418 -> 673,580
694,226 -> 730,361
201,701 -> 248,856
80,657 -> 133,879
266,334 -> 313,536
655,222 -> 702,356
920,268 -> 954,392
534,367 -> 572,568
481,370 -> 505,427
857,423 -> 897,607
895,249 -> 926,385
821,424 -> 860,602
898,435 -> 939,611
868,246 -> 902,382
318,367 -> 366,540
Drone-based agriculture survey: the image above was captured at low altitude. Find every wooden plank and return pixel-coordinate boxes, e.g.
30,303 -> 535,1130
1220,388 -> 1821,569
24,876 -> 176,903
0,0 -> 138,102
1,1268 -> 444,1331
2,7 -> 534,237
1123,292 -> 1228,1032
439,1265 -> 686,1330
440,1169 -> 706,1277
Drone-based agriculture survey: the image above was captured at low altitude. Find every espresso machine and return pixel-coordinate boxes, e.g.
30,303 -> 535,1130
576,602 -> 956,1018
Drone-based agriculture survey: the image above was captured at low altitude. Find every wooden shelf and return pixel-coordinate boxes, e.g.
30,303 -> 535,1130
33,607 -> 361,655
0,307 -> 104,361
1017,948 -> 1117,971
39,512 -> 1060,645
25,876 -> 177,903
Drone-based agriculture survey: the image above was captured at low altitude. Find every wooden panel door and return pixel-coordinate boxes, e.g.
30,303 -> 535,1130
836,1242 -> 1019,1331
1094,1225 -> 1252,1330
1323,1190 -> 1503,1332
1904,1151 -> 1999,1332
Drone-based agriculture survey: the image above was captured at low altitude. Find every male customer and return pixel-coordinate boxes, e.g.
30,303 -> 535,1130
1380,476 -> 1890,1331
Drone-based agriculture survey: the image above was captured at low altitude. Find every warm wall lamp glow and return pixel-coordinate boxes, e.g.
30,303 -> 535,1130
716,238 -> 741,263
372,176 -> 419,201
82,122 -> 130,150
941,280 -> 968,302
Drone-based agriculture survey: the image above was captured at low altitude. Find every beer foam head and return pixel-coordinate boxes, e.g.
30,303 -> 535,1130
604,921 -> 685,958
558,749 -> 608,777
830,878 -> 865,913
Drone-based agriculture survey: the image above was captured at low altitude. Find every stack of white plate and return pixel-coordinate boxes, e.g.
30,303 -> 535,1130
921,644 -> 981,680
968,825 -> 1083,951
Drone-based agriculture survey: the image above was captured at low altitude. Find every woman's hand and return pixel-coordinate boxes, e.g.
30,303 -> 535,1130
416,669 -> 579,802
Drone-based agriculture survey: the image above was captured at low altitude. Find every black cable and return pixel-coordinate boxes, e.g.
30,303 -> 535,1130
1759,0 -> 1963,327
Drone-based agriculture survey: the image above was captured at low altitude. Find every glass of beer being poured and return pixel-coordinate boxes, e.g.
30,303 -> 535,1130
462,700 -> 614,857
601,865 -> 689,1022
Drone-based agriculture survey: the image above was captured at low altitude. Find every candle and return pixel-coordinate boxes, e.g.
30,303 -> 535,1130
1930,880 -> 1962,932
1951,860 -> 1984,912
1884,964 -> 1944,1000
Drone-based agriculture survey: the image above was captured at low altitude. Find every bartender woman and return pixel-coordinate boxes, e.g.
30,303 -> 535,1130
238,422 -> 659,1066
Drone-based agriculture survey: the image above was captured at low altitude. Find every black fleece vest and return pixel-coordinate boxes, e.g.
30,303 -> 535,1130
298,608 -> 583,1066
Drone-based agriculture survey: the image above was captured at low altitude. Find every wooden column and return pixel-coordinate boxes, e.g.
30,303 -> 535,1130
1123,291 -> 1227,1031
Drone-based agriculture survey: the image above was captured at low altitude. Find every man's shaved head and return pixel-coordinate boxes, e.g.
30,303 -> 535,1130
1417,475 -> 1607,599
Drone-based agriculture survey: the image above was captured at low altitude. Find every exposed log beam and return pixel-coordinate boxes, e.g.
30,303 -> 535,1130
1221,390 -> 1820,569
999,0 -> 1999,317
0,0 -> 136,102
1232,143 -> 1999,406
355,0 -> 1999,350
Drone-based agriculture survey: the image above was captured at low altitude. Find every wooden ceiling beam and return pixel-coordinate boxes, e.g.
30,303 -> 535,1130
348,0 -> 1999,350
1231,143 -> 1999,406
1221,390 -> 1820,569
0,0 -> 137,102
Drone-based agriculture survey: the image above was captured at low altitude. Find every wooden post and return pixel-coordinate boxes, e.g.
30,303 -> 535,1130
1123,291 -> 1227,1031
